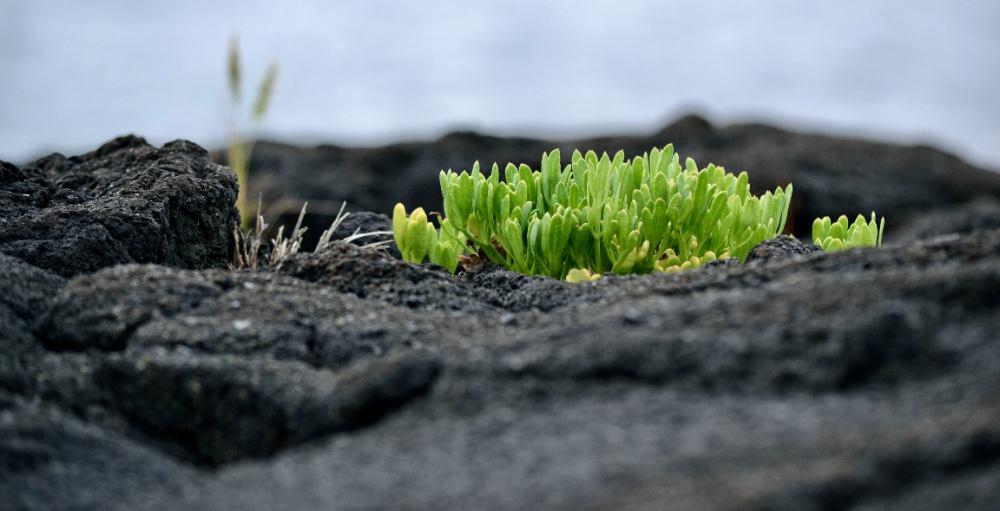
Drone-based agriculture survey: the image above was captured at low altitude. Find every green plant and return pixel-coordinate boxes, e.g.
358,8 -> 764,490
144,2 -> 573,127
565,268 -> 601,283
392,205 -> 462,273
394,144 -> 795,279
227,35 -> 279,229
812,213 -> 885,252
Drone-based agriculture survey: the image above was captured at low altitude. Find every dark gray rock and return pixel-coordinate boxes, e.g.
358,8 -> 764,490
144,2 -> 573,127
0,307 -> 35,394
745,234 -> 821,263
279,242 -> 603,312
329,210 -> 396,253
0,254 -> 65,394
0,397 -> 197,511
38,264 -> 224,352
13,228 -> 1000,510
278,241 -> 472,310
455,261 -> 594,311
0,253 -> 66,324
852,464 -> 1000,511
895,197 -> 1000,241
702,256 -> 741,268
0,136 -> 238,277
281,243 -> 586,312
95,349 -> 440,466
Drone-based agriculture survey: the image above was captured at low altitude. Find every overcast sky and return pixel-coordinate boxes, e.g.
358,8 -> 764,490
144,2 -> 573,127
1,0 -> 998,170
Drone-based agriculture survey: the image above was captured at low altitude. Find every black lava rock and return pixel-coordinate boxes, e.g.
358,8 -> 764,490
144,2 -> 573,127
0,136 -> 238,277
746,235 -> 822,263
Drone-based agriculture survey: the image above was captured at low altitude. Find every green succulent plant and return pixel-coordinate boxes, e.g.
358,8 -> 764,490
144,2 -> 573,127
394,144 -> 795,279
812,213 -> 885,252
565,268 -> 602,283
392,205 -> 463,273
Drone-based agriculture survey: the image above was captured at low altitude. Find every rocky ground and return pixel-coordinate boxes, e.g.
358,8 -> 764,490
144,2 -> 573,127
2,124 -> 1000,511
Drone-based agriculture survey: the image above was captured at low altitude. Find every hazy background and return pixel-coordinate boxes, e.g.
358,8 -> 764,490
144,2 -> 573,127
1,0 -> 998,169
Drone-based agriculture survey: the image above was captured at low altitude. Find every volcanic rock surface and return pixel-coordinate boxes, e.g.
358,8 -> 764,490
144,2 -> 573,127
0,136 -> 238,277
3,129 -> 1000,511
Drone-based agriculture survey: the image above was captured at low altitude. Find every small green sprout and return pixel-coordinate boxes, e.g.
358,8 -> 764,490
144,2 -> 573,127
394,144 -> 794,279
812,213 -> 885,252
392,204 -> 462,273
565,268 -> 601,283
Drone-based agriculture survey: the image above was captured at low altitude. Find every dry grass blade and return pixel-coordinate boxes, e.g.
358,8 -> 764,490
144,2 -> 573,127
314,201 -> 394,253
343,231 -> 394,245
270,202 -> 308,269
313,201 -> 349,253
231,196 -> 267,271
355,237 -> 395,250
232,199 -> 395,272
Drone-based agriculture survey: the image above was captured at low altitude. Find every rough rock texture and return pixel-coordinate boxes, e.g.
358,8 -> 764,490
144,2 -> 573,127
95,350 -> 440,466
0,136 -> 238,277
276,243 -> 588,312
0,254 -> 66,395
0,396 -> 198,511
240,115 -> 1000,247
7,227 -> 1000,510
745,235 -> 821,264
330,210 -> 393,247
894,197 -> 1000,241
5,131 -> 1000,510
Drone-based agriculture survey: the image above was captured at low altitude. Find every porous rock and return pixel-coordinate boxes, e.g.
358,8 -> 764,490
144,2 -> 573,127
745,234 -> 821,263
0,136 -> 238,277
0,397 -> 197,511
95,349 -> 440,466
895,197 -> 1000,241
0,254 -> 66,394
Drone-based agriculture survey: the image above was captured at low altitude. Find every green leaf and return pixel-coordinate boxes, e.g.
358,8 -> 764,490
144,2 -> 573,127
251,61 -> 279,122
407,208 -> 430,263
392,203 -> 410,261
504,218 -> 526,270
812,211 -> 886,252
566,268 -> 601,283
829,221 -> 845,241
812,217 -> 825,243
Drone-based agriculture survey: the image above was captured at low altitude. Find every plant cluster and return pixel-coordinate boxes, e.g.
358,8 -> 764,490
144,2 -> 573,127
812,213 -> 885,252
392,205 -> 462,273
394,145 -> 796,279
